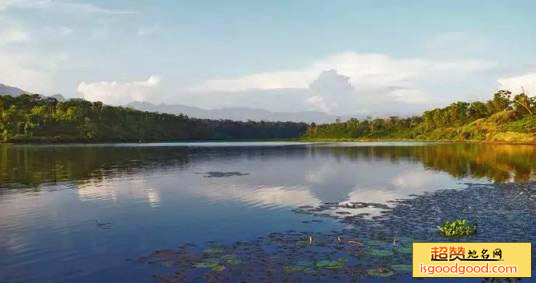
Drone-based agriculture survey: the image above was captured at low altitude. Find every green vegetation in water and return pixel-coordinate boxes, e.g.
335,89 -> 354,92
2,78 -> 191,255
390,264 -> 412,273
314,258 -> 347,270
368,248 -> 393,257
367,267 -> 395,277
193,258 -> 226,272
221,254 -> 241,265
394,245 -> 412,255
438,219 -> 477,237
202,247 -> 224,254
284,257 -> 347,274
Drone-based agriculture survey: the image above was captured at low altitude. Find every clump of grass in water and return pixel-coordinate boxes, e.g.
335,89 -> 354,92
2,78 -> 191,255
438,219 -> 477,237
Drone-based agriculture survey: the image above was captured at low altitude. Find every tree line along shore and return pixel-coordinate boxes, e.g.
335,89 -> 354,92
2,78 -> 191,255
0,90 -> 535,144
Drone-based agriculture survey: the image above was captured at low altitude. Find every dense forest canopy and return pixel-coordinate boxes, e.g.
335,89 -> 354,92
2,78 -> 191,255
1,89 -> 536,143
0,94 -> 307,142
305,90 -> 536,143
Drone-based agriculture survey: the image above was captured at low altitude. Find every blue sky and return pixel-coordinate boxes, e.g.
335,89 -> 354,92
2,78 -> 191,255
1,0 -> 535,115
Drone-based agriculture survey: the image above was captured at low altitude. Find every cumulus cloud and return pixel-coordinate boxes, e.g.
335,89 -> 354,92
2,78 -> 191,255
498,73 -> 536,96
77,76 -> 161,105
305,69 -> 353,113
183,52 -> 496,115
306,96 -> 337,113
189,52 -> 496,93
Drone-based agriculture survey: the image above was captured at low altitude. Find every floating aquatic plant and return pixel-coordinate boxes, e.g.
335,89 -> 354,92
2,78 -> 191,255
221,254 -> 241,265
193,258 -> 226,272
367,267 -> 394,277
390,264 -> 412,273
315,258 -> 347,270
203,247 -> 224,254
438,219 -> 477,237
394,245 -> 412,254
368,248 -> 393,257
284,261 -> 316,274
193,258 -> 219,268
210,264 -> 225,272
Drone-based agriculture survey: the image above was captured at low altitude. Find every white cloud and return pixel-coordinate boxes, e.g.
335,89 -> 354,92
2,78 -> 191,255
0,0 -> 135,14
0,29 -> 29,45
498,73 -> 536,96
189,52 -> 496,93
306,95 -> 337,113
189,69 -> 316,92
77,76 -> 161,105
390,88 -> 430,104
137,27 -> 157,36
183,52 -> 496,115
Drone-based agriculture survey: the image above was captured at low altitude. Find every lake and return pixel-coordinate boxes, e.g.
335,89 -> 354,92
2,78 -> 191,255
1,142 -> 536,282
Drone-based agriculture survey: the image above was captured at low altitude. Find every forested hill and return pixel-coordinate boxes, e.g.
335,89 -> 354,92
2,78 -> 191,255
2,90 -> 536,144
305,90 -> 536,144
0,94 -> 307,143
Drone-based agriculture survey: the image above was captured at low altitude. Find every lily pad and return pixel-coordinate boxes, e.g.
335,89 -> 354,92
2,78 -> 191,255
284,265 -> 304,273
390,264 -> 412,273
315,258 -> 346,270
193,258 -> 219,268
210,264 -> 225,272
368,248 -> 393,257
221,254 -> 241,265
203,247 -> 224,254
365,239 -> 389,247
367,267 -> 394,277
395,245 -> 412,254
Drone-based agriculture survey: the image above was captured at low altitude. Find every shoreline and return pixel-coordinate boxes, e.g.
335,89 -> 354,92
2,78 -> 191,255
300,137 -> 536,146
3,138 -> 536,146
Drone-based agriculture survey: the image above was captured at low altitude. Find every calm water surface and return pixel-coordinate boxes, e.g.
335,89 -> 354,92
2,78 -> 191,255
1,142 -> 536,282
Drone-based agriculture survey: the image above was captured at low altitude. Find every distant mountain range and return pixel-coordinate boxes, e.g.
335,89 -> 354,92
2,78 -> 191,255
0,83 -> 66,101
0,82 -> 349,123
0,83 -> 28,96
127,101 -> 349,123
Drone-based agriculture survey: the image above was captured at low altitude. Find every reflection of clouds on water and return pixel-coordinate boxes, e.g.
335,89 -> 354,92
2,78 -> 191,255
146,189 -> 161,208
192,184 -> 322,209
346,188 -> 397,204
186,154 -> 477,214
392,170 -> 435,189
305,164 -> 337,184
77,178 -> 161,208
335,188 -> 395,218
333,170 -> 472,218
390,170 -> 467,192
78,181 -> 118,203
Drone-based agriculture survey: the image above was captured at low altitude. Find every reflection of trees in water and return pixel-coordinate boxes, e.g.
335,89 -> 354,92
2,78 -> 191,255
0,146 -> 194,187
1,143 -> 536,187
313,144 -> 536,183
0,145 -> 308,187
